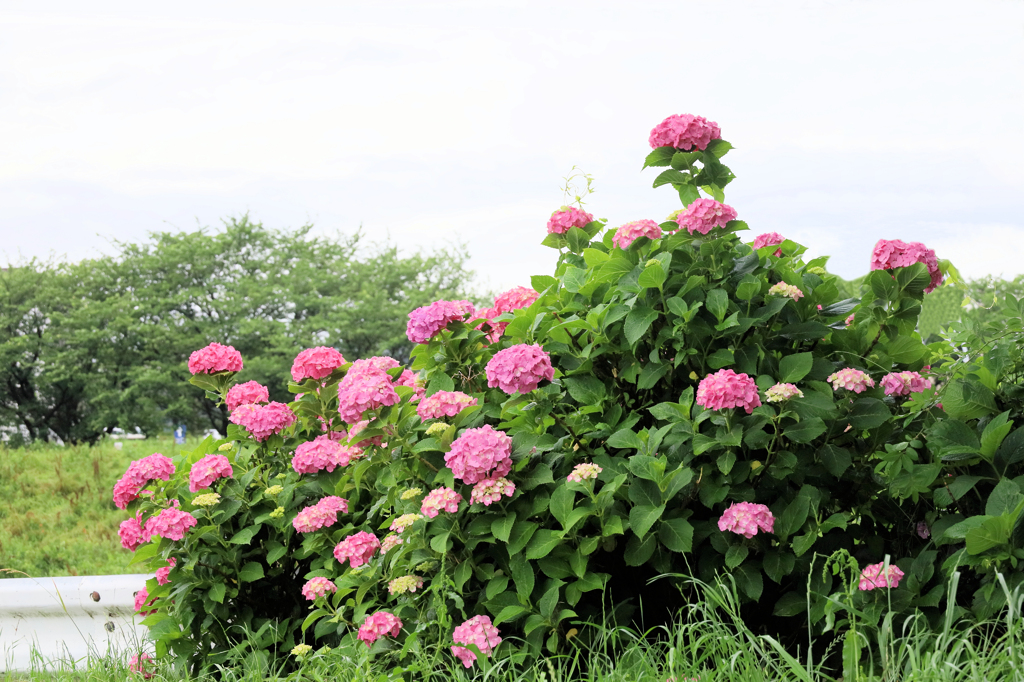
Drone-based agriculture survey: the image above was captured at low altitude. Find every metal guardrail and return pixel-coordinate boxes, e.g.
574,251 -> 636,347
0,574 -> 151,672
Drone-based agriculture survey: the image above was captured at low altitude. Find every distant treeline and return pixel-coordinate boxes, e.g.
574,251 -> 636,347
0,217 -> 475,445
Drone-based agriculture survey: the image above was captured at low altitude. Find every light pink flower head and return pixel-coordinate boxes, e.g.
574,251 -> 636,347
828,368 -> 875,393
333,531 -> 380,568
470,477 -> 515,506
859,562 -> 904,590
301,576 -> 338,601
292,435 -> 360,474
494,286 -> 540,314
696,369 -> 762,414
119,514 -> 149,551
113,454 -> 175,510
765,383 -> 804,403
613,219 -> 662,249
134,586 -> 156,616
547,206 -> 594,235
880,371 -> 934,397
768,282 -> 804,301
445,424 -> 513,485
421,487 -> 462,518
407,300 -> 476,345
358,611 -> 402,647
187,342 -> 243,375
229,401 -> 296,441
567,462 -> 602,483
870,239 -> 943,293
155,558 -> 176,586
188,454 -> 233,493
225,380 -> 270,411
648,114 -> 721,151
128,652 -> 154,679
673,198 -> 738,236
396,369 -> 426,402
336,358 -> 402,424
381,534 -> 404,553
717,501 -> 775,539
451,615 -> 502,668
485,343 -> 554,395
144,507 -> 198,541
293,496 -> 349,533
752,232 -> 785,256
291,346 -> 346,382
417,391 -> 478,421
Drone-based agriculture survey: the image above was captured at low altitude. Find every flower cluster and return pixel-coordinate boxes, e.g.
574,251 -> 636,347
187,342 -> 243,375
336,357 -> 402,424
191,492 -> 221,507
445,425 -> 513,484
381,534 -> 403,553
401,487 -> 422,500
870,239 -> 943,293
301,577 -> 338,601
225,381 -> 269,411
229,402 -> 296,441
113,454 -> 175,510
752,232 -> 785,256
485,343 -> 554,394
421,487 -> 462,518
567,462 -> 602,483
406,300 -> 476,344
118,514 -> 148,551
358,611 -> 402,647
128,653 -> 154,679
134,587 -> 156,616
334,531 -> 380,568
293,496 -> 349,533
765,383 -> 804,403
768,282 -> 804,301
612,219 -> 662,249
292,435 -> 360,474
291,346 -> 346,382
828,368 -> 875,393
546,206 -> 594,235
451,615 -> 502,668
416,391 -> 478,421
672,198 -> 737,236
476,286 -> 541,342
696,369 -> 762,414
718,502 -> 775,539
390,513 -> 423,533
880,371 -> 934,397
388,575 -> 425,595
648,114 -> 721,151
155,557 -> 176,586
188,454 -> 233,493
396,369 -> 426,402
144,506 -> 197,542
859,562 -> 904,590
470,477 -> 515,506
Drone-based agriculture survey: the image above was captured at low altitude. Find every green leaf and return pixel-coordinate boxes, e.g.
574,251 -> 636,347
943,378 -> 997,420
883,336 -> 927,364
677,184 -> 700,206
981,412 -> 1014,458
717,451 -> 737,474
531,275 -> 557,292
228,526 -> 259,545
624,533 -> 657,566
525,530 -> 563,560
818,445 -> 852,477
735,275 -> 761,301
509,553 -> 535,600
563,375 -> 606,404
638,262 -> 667,289
773,592 -> 806,617
778,322 -> 831,340
707,348 -> 734,370
848,398 -> 891,430
492,513 -> 516,543
704,139 -> 733,158
238,561 -> 265,583
705,289 -> 729,323
562,265 -> 588,293
494,605 -> 530,626
629,504 -> 666,540
792,532 -> 817,557
778,353 -> 813,383
566,227 -> 591,254
624,306 -> 659,346
784,418 -> 826,444
608,428 -> 645,451
521,465 -> 554,490
659,518 -> 694,553
986,479 -> 1024,517
266,541 -> 287,565
541,233 -> 568,250
966,515 -> 1014,555
507,521 -> 539,554
208,582 -> 226,604
550,486 -> 575,528
868,270 -> 898,302
652,169 -> 692,188
643,146 -> 675,168
725,544 -> 749,569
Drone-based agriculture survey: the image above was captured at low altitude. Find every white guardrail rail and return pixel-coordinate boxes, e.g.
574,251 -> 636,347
0,574 -> 151,672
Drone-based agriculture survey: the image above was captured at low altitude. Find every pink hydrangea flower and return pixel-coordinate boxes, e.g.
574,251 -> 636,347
768,282 -> 804,301
113,454 -> 175,510
417,391 -> 478,421
187,342 -> 243,374
470,477 -> 515,506
143,506 -> 198,541
673,198 -> 738,236
696,369 -> 762,414
567,463 -> 602,483
292,435 -> 360,474
128,652 -> 154,679
494,286 -> 540,313
389,513 -> 423,533
225,381 -> 270,411
421,487 -> 462,518
845,313 -> 856,326
451,615 -> 502,668
336,358 -> 402,424
396,369 -> 426,402
229,401 -> 296,441
613,219 -> 663,249
880,371 -> 934,397
291,346 -> 346,382
188,454 -> 233,493
828,368 -> 875,393
119,514 -> 149,551
547,206 -> 594,235
155,558 -> 176,586
344,419 -> 384,448
445,425 -> 513,485
293,496 -> 349,533
333,531 -> 380,568
357,611 -> 402,647
381,534 -> 404,553
406,300 -> 476,344
648,114 -> 721,151
717,501 -> 775,539
485,344 -> 554,394
859,562 -> 904,590
301,576 -> 338,601
134,587 -> 156,616
753,232 -> 785,256
871,239 -> 943,293
765,383 -> 804,403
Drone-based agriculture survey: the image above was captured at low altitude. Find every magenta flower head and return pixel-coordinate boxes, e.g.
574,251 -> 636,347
134,586 -> 156,616
155,558 -> 176,586
421,487 -> 463,518
291,346 -> 346,382
293,496 -> 349,533
188,454 -> 233,493
128,652 -> 155,679
752,232 -> 785,256
718,501 -> 775,539
828,368 -> 875,394
859,562 -> 904,591
358,611 -> 403,647
451,615 -> 502,668
870,239 -> 943,293
336,357 -> 402,424
445,424 -> 513,485
301,577 -> 338,602
494,286 -> 540,314
229,401 -> 296,441
119,514 -> 149,551
696,369 -> 762,414
485,344 -> 554,394
648,114 -> 721,151
333,531 -> 380,568
416,390 -> 478,421
547,206 -> 594,235
112,454 -> 176,510
613,219 -> 663,249
292,434 -> 359,474
406,300 -> 476,344
880,371 -> 934,397
144,506 -> 198,541
188,342 -> 243,375
673,198 -> 738,236
225,380 -> 269,411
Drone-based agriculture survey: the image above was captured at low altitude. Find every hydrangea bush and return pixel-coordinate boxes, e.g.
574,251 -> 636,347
118,114 -> 1008,673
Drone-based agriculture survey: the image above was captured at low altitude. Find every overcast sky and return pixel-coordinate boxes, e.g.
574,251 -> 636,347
1,1 -> 1022,293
